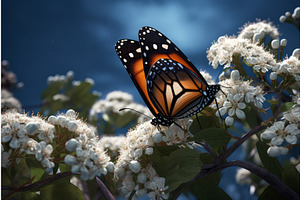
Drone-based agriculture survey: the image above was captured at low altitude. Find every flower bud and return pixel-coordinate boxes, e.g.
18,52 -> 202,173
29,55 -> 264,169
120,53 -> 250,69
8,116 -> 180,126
106,162 -> 115,173
271,39 -> 279,49
67,121 -> 78,132
66,109 -> 76,118
48,115 -> 58,124
279,15 -> 287,23
129,160 -> 141,173
292,48 -> 300,58
145,147 -> 153,155
64,155 -> 77,166
65,139 -> 79,152
270,72 -> 277,80
280,39 -> 287,47
292,7 -> 300,19
26,122 -> 40,135
230,70 -> 240,81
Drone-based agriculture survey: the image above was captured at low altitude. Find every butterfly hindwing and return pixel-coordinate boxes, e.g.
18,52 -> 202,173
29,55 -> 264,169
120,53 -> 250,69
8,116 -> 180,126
115,39 -> 159,116
147,58 -> 214,119
138,26 -> 208,85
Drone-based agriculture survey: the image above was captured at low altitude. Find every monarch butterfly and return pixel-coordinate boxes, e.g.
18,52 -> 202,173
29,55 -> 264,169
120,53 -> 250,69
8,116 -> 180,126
115,26 -> 220,127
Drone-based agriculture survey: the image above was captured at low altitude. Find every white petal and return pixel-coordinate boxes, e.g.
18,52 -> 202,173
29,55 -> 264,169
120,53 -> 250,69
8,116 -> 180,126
228,108 -> 235,116
237,102 -> 246,109
271,136 -> 284,146
236,108 -> 246,119
267,146 -> 281,157
225,116 -> 234,126
285,135 -> 297,144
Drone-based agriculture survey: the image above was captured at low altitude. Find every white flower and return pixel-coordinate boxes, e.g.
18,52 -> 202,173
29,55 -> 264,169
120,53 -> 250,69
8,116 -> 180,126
262,121 -> 299,148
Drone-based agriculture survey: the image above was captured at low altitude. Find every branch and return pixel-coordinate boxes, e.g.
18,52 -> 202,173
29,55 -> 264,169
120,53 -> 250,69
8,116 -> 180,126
96,177 -> 115,200
197,160 -> 299,200
226,125 -> 266,158
2,172 -> 78,200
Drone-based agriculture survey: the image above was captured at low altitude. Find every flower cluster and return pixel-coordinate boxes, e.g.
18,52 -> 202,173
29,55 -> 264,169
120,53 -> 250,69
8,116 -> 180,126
114,119 -> 192,199
213,70 -> 266,126
207,35 -> 276,73
261,93 -> 300,157
1,111 -> 55,171
89,91 -> 151,123
238,20 -> 279,42
270,52 -> 300,81
48,109 -> 114,181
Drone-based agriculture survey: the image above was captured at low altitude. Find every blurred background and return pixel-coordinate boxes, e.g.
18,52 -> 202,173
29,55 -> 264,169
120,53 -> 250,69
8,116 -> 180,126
2,0 -> 299,199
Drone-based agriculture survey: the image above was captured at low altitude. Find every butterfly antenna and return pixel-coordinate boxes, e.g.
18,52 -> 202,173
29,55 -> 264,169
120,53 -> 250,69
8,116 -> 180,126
214,66 -> 224,83
119,108 -> 152,120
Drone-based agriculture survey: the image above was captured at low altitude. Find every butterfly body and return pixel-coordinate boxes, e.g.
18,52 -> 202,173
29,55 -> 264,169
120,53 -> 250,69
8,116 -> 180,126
115,27 -> 220,127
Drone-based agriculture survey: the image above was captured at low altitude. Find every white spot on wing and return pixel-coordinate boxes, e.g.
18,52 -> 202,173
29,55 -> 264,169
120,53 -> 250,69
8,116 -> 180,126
153,44 -> 158,50
162,44 -> 168,50
123,58 -> 127,63
129,53 -> 134,58
136,48 -> 141,53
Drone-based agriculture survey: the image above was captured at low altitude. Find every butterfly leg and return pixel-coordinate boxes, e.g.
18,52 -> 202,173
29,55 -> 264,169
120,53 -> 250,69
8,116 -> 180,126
196,114 -> 202,130
173,121 -> 184,131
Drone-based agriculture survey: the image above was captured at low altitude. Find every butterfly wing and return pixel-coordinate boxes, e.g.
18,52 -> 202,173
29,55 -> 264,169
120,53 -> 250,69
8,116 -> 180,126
147,58 -> 217,119
138,26 -> 208,86
115,39 -> 159,116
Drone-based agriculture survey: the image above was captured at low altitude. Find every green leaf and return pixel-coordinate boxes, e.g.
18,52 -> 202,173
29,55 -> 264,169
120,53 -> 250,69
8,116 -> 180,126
259,185 -> 286,200
282,164 -> 300,194
192,128 -> 231,150
189,115 -> 221,133
189,178 -> 231,200
20,191 -> 41,200
40,176 -> 84,200
256,141 -> 283,179
152,148 -> 202,192
279,102 -> 296,113
26,157 -> 45,183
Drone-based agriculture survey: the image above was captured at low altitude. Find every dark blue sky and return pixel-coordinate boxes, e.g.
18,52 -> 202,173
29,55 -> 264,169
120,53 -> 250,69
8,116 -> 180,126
2,0 -> 299,109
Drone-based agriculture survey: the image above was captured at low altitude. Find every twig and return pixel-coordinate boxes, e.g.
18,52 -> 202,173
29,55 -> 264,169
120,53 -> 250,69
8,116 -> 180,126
226,125 -> 266,158
96,177 -> 115,200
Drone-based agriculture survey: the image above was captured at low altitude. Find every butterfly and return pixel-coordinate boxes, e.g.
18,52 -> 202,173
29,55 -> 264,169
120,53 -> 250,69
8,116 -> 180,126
115,26 -> 220,127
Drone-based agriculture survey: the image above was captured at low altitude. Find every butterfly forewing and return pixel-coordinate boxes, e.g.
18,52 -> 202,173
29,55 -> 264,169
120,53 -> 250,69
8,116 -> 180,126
115,39 -> 159,116
138,26 -> 208,85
